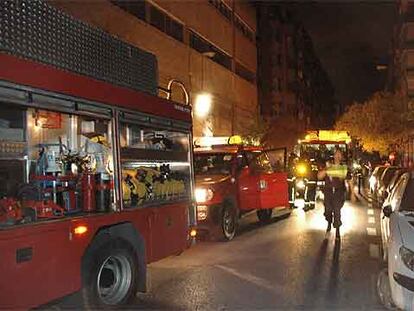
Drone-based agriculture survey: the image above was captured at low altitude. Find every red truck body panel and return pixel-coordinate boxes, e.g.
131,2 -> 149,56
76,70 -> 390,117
0,202 -> 188,309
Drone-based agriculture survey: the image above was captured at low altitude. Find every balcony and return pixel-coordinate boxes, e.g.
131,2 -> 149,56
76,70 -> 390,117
404,9 -> 414,23
405,23 -> 414,42
406,68 -> 414,91
404,41 -> 414,50
405,50 -> 414,68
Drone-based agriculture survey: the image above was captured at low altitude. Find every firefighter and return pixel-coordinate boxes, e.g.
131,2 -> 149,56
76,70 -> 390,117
318,149 -> 348,240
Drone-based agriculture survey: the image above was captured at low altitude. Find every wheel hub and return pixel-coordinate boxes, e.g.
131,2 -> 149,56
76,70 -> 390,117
97,254 -> 132,305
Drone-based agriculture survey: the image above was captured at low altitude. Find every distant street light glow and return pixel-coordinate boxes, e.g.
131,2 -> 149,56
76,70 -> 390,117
376,64 -> 387,71
195,93 -> 212,118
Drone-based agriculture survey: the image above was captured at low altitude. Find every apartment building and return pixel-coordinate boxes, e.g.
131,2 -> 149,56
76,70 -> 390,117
387,1 -> 414,166
49,0 -> 258,137
257,5 -> 337,130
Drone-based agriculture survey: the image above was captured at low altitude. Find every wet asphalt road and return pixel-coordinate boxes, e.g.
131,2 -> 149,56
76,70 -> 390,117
55,195 -> 385,310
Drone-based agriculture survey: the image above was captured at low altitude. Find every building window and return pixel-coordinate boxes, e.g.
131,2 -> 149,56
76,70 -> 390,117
208,0 -> 232,21
148,5 -> 184,42
190,31 -> 210,54
190,31 -> 232,70
272,101 -> 280,117
166,16 -> 184,42
111,0 -> 146,21
149,5 -> 165,32
235,61 -> 256,84
115,1 -> 184,43
234,14 -> 255,42
277,54 -> 282,65
208,0 -> 255,43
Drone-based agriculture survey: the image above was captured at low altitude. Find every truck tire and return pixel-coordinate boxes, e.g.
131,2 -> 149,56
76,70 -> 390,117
83,238 -> 138,308
257,209 -> 273,223
221,204 -> 237,241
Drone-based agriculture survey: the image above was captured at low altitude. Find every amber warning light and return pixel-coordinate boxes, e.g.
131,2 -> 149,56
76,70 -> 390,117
74,225 -> 88,235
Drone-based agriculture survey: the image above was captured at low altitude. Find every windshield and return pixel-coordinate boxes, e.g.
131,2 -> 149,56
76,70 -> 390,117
300,143 -> 347,164
374,166 -> 386,178
388,172 -> 401,191
400,179 -> 414,212
194,153 -> 234,175
381,167 -> 398,187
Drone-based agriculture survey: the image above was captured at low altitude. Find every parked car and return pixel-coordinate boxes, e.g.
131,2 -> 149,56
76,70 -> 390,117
375,166 -> 400,207
370,165 -> 387,194
380,168 -> 408,204
380,171 -> 406,261
194,141 -> 290,241
380,172 -> 414,310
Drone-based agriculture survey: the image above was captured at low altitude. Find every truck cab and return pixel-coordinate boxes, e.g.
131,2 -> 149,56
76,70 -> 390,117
194,137 -> 290,241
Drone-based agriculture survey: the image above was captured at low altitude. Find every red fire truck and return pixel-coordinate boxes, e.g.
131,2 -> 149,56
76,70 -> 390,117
0,1 -> 195,309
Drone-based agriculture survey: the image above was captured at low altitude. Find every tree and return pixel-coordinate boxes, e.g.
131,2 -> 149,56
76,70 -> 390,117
262,115 -> 306,150
240,114 -> 305,150
240,116 -> 270,146
335,92 -> 407,156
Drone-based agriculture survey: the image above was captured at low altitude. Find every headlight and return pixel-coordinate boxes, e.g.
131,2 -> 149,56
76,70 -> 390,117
197,205 -> 208,221
400,246 -> 414,271
296,179 -> 306,189
195,188 -> 214,203
296,164 -> 307,176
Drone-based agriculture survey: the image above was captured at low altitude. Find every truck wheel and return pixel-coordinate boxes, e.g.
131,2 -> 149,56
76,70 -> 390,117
83,239 -> 138,308
257,209 -> 273,223
221,205 -> 237,241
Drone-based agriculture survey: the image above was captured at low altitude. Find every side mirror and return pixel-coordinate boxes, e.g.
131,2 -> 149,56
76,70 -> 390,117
383,205 -> 392,218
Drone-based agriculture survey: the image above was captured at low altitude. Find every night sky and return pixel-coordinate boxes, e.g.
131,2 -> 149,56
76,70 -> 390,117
288,2 -> 397,109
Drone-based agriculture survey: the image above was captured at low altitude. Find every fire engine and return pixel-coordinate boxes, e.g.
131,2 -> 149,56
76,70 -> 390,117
194,136 -> 290,240
288,130 -> 351,209
0,1 -> 195,308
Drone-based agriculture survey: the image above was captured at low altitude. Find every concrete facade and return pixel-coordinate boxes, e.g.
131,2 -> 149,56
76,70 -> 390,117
50,0 -> 258,137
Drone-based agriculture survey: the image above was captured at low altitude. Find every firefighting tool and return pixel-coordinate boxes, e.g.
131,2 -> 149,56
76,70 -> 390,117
82,171 -> 96,212
22,200 -> 64,219
0,198 -> 23,224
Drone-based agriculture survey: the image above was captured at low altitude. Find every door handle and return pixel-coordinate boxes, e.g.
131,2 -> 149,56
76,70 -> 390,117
258,180 -> 268,191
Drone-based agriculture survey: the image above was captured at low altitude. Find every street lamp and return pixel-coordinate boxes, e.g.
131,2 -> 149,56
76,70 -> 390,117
194,93 -> 212,118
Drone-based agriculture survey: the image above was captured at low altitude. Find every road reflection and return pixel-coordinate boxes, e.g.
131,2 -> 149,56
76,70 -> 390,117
294,202 -> 357,235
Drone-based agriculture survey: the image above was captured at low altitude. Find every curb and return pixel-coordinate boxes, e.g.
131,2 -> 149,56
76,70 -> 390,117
377,268 -> 397,310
